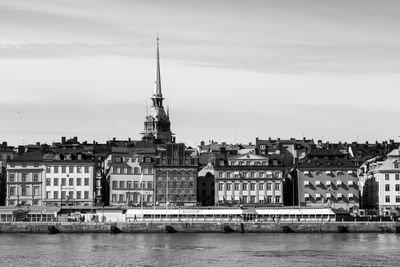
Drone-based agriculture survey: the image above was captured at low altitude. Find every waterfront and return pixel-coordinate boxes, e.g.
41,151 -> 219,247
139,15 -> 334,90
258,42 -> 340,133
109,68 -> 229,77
1,233 -> 400,266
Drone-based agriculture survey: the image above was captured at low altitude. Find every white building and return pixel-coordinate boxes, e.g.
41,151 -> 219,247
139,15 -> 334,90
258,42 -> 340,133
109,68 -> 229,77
363,149 -> 400,215
214,153 -> 284,206
43,154 -> 95,206
107,153 -> 155,206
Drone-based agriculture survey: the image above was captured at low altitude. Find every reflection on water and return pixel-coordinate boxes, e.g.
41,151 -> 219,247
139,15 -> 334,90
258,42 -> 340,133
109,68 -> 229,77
1,233 -> 400,266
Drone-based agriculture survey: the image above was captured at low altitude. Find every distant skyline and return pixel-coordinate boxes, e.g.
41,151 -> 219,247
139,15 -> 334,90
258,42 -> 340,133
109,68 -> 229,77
1,0 -> 400,147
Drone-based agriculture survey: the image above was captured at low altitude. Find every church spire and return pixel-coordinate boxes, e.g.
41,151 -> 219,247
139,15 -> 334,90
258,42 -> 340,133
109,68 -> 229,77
155,34 -> 162,97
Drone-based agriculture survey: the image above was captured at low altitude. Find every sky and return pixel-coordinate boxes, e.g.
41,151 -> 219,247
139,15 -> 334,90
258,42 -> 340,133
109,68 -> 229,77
1,0 -> 400,147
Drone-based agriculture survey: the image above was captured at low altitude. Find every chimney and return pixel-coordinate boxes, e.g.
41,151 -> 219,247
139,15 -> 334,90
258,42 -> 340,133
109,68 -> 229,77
36,142 -> 40,146
61,137 -> 66,144
73,136 -> 78,142
2,142 -> 7,146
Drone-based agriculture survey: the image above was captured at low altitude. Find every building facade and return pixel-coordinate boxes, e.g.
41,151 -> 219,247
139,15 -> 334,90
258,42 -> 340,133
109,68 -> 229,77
297,149 -> 359,212
154,143 -> 198,206
108,153 -> 155,206
43,157 -> 95,206
6,151 -> 45,206
361,149 -> 400,216
214,153 -> 284,206
197,162 -> 215,206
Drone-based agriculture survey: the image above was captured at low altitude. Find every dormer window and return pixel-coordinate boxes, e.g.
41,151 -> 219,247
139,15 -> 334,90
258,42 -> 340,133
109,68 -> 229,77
394,162 -> 400,169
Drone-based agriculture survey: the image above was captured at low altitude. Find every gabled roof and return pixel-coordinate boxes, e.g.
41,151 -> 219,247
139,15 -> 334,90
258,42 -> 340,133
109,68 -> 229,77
228,153 -> 268,161
9,151 -> 43,162
198,162 -> 215,177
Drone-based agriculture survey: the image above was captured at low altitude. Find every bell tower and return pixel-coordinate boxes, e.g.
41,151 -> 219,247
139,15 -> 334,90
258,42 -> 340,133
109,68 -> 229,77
141,37 -> 174,144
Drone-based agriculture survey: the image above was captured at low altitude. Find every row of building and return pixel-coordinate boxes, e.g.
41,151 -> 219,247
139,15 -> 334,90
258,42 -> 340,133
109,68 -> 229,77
1,38 -> 400,216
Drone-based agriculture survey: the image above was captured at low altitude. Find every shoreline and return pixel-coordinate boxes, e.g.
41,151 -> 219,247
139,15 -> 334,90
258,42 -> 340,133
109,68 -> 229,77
0,221 -> 399,234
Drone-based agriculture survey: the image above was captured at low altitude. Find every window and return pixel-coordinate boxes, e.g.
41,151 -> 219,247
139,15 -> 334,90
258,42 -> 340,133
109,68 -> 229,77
127,181 -> 132,189
77,178 -> 81,186
396,174 -> 400,180
54,178 -> 59,186
77,166 -> 82,173
54,166 -> 59,173
68,191 -> 74,199
267,196 -> 272,203
134,168 -> 139,174
53,191 -> 58,199
134,181 -> 139,189
397,196 -> 400,203
84,191 -> 89,199
243,183 -> 247,191
33,174 -> 39,182
119,181 -> 125,189
84,178 -> 89,186
84,166 -> 89,173
275,196 -> 281,203
33,186 -> 39,197
259,183 -> 264,191
250,196 -> 256,203
267,183 -> 272,190
250,183 -> 256,191
22,163 -> 27,168
69,166 -> 74,173
21,187 -> 26,196
9,173 -> 15,182
69,178 -> 74,186
218,183 -> 224,191
148,181 -> 153,190
385,184 -> 390,191
219,172 -> 224,178
9,187 -> 16,196
127,168 -> 132,174
386,196 -> 390,203
274,183 -> 280,191
243,196 -> 248,203
260,145 -> 266,149
22,174 -> 26,182
242,172 -> 247,178
396,184 -> 400,192
46,178 -> 51,186
77,191 -> 81,199
227,183 -> 231,191
250,172 -> 255,178
62,166 -> 66,173
112,181 -> 117,189
46,191 -> 50,199
46,167 -> 51,173
61,191 -> 66,199
385,174 -> 390,180
227,172 -> 231,178
235,183 -> 240,191
61,178 -> 66,186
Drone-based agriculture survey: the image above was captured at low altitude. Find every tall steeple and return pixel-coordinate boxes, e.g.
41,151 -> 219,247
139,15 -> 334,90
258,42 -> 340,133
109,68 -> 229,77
152,35 -> 164,108
141,36 -> 174,144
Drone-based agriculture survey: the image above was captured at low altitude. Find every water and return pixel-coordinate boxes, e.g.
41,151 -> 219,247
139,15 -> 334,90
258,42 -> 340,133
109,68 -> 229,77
1,233 -> 400,266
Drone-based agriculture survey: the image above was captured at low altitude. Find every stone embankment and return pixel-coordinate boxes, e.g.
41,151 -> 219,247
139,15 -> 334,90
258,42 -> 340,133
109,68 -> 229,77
0,221 -> 400,234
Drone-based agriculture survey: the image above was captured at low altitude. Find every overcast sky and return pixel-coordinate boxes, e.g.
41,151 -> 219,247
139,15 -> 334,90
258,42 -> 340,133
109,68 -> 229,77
1,0 -> 400,147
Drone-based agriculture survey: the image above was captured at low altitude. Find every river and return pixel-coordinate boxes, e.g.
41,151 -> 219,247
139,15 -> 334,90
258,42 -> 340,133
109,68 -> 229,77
1,233 -> 400,266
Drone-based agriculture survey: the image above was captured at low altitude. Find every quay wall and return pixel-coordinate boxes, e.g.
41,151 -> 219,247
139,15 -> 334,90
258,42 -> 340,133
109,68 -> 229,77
0,221 -> 399,234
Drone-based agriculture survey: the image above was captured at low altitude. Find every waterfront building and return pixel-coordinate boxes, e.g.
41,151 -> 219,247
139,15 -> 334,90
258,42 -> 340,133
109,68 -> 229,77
214,153 -> 284,206
197,162 -> 215,206
6,151 -> 45,206
360,149 -> 400,216
42,152 -> 95,206
0,142 -> 16,206
296,149 -> 359,212
107,153 -> 155,206
141,37 -> 174,144
154,143 -> 198,206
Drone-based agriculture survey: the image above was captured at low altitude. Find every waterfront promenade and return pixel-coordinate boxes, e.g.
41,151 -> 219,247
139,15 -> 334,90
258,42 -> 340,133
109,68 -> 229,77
0,221 -> 399,234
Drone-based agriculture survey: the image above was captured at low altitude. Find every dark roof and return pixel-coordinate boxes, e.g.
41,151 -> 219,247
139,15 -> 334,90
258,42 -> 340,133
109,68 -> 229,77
10,151 -> 43,162
298,158 -> 356,169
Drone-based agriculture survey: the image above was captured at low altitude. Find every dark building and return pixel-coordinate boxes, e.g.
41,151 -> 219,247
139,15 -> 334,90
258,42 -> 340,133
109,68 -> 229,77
154,143 -> 198,206
197,162 -> 215,206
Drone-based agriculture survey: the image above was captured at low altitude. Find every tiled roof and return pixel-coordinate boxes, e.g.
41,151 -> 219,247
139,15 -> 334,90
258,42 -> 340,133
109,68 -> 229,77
10,151 -> 43,162
298,158 -> 356,169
